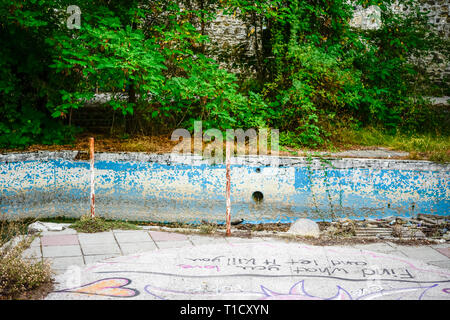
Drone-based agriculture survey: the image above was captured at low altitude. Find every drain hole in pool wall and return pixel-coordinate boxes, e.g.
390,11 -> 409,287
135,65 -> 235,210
255,168 -> 261,173
252,191 -> 264,203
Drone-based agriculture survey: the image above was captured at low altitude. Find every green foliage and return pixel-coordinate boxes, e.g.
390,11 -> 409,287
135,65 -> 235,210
0,0 -> 447,150
334,125 -> 450,162
47,5 -> 167,117
352,0 -> 447,129
0,0 -> 78,148
221,0 -> 447,148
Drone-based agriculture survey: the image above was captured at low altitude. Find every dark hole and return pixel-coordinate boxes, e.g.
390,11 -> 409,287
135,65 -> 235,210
255,168 -> 261,173
252,191 -> 264,203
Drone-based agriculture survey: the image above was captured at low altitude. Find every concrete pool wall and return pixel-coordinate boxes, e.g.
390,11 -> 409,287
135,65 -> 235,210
0,151 -> 449,223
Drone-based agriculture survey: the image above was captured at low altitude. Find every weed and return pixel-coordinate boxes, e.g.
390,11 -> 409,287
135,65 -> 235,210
0,218 -> 34,245
198,224 -> 217,234
0,219 -> 52,299
70,214 -> 140,233
332,127 -> 450,163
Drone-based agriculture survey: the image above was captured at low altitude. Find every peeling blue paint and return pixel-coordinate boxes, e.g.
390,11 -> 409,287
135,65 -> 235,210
0,153 -> 448,223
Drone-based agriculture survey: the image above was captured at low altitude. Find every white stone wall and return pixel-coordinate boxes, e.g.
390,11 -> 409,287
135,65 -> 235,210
350,5 -> 382,30
419,0 -> 449,37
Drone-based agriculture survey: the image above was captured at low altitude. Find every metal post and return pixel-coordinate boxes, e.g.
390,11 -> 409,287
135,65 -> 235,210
89,137 -> 95,218
225,141 -> 231,236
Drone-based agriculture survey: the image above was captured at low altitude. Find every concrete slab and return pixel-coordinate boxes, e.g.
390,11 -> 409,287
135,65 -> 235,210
188,235 -> 228,246
42,245 -> 82,258
84,255 -> 119,265
434,247 -> 450,258
46,242 -> 450,300
350,246 -> 410,261
78,232 -> 115,245
397,246 -> 449,262
21,246 -> 42,259
30,237 -> 41,247
430,244 -> 450,249
41,234 -> 79,246
350,243 -> 399,254
119,242 -> 158,255
374,250 -> 408,258
225,237 -> 267,244
261,237 -> 290,244
427,260 -> 450,270
114,231 -> 152,243
81,243 -> 121,256
154,240 -> 193,249
48,256 -> 85,274
149,231 -> 188,242
41,228 -> 78,236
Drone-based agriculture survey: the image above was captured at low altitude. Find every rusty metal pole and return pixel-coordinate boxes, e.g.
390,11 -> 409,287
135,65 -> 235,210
225,140 -> 231,236
89,137 -> 95,218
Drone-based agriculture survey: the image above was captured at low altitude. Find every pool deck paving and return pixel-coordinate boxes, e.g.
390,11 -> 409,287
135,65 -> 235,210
22,227 -> 450,300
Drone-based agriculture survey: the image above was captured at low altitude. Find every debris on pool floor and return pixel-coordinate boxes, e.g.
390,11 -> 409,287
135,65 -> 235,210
28,214 -> 449,246
189,214 -> 450,244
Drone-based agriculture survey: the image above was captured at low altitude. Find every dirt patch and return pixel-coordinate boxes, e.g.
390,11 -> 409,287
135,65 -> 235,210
1,133 -> 178,154
0,281 -> 55,300
235,223 -> 291,232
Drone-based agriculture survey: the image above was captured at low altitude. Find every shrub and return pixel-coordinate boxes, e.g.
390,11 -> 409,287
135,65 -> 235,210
0,220 -> 52,299
70,214 -> 140,233
0,0 -> 447,150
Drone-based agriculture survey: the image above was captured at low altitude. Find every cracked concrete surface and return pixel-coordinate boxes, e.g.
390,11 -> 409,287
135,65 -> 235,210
21,228 -> 450,300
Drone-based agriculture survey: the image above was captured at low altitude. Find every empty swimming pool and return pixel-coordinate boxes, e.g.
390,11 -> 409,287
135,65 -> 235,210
0,151 -> 448,223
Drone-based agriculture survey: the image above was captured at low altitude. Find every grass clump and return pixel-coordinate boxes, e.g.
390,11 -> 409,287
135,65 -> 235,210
70,215 -> 141,233
333,127 -> 450,163
0,220 -> 52,299
198,224 -> 217,234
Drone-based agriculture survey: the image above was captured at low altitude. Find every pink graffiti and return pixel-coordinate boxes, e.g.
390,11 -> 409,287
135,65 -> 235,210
177,264 -> 220,272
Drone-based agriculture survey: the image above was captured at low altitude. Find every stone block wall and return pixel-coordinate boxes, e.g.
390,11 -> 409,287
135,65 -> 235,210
419,0 -> 449,37
203,2 -> 449,86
